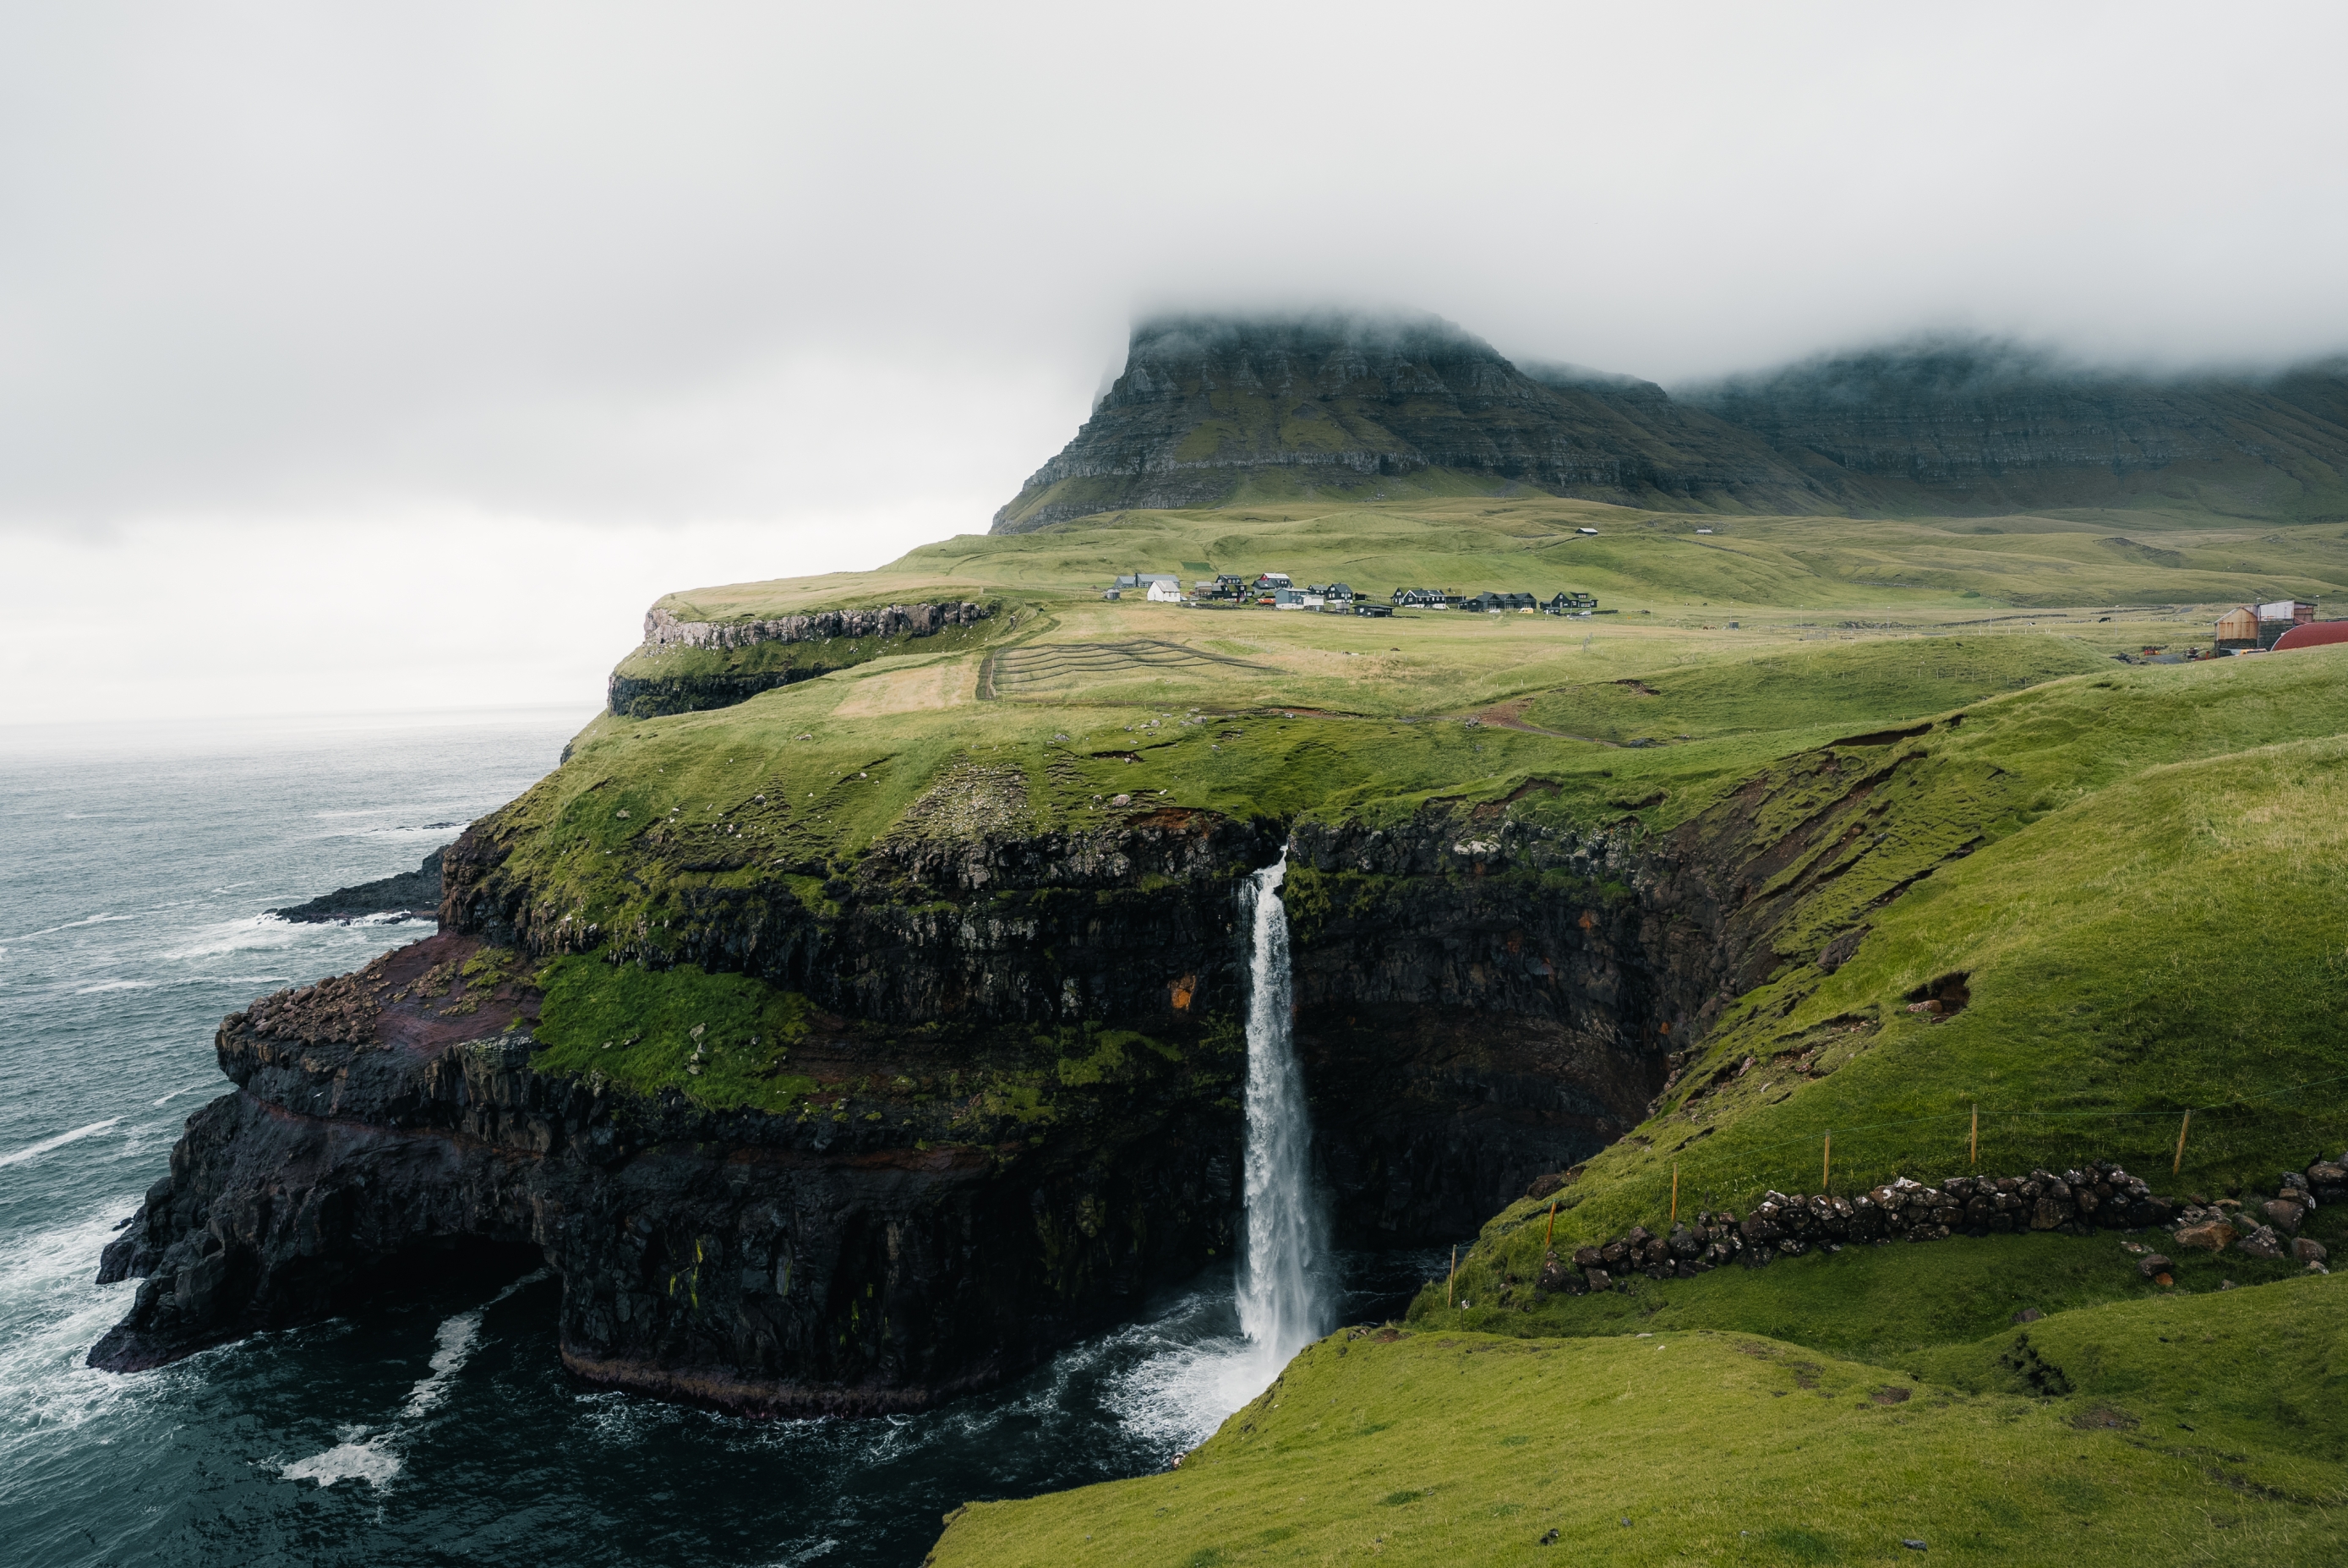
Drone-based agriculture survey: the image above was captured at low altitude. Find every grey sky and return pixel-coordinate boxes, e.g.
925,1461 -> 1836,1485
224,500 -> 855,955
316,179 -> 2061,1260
5,2 -> 2345,720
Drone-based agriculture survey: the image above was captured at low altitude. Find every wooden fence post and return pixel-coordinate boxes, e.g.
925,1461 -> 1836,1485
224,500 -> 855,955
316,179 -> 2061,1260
1449,1245 -> 1457,1307
1546,1201 -> 1557,1250
1970,1103 -> 1979,1166
1822,1132 -> 1832,1194
2173,1109 -> 2191,1176
1671,1164 -> 1679,1225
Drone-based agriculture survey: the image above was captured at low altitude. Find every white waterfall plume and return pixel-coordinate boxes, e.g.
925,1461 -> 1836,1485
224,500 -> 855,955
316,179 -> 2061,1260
1237,854 -> 1330,1367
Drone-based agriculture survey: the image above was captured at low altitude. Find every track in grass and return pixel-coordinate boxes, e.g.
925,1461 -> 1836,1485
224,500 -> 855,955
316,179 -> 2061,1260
982,639 -> 1268,699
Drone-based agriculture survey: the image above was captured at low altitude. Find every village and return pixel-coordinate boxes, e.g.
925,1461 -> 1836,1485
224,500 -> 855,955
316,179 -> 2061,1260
1100,571 -> 1604,619
1100,575 -> 2348,658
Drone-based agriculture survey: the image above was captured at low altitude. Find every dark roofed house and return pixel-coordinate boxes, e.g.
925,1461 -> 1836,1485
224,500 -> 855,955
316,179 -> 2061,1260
1543,591 -> 1597,615
1392,587 -> 1449,608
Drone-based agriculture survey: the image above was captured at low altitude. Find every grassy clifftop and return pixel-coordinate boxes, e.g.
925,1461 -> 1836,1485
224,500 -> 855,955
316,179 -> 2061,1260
484,494 -> 2348,1561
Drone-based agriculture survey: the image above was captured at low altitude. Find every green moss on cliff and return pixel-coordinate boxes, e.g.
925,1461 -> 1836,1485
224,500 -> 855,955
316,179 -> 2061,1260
531,955 -> 819,1112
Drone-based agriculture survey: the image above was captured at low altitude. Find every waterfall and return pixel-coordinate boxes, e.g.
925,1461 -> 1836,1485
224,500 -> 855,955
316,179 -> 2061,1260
1237,855 -> 1330,1366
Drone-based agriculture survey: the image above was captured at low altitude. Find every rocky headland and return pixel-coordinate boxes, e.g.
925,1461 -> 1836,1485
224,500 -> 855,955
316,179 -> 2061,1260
90,700 -> 1991,1412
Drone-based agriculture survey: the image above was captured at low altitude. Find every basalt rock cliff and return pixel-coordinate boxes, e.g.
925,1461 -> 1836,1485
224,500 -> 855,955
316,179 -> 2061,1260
608,599 -> 993,720
91,718 -> 1989,1412
991,313 -> 2348,530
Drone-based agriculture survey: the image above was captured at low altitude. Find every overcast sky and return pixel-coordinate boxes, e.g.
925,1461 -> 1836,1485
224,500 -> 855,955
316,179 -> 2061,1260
6,1 -> 2346,724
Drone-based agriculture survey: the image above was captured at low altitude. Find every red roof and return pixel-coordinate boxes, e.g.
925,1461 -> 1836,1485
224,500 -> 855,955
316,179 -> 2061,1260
2273,620 -> 2348,652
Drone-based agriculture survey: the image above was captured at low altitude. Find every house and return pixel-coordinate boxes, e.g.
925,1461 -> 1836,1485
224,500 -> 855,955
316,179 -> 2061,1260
1459,592 -> 1538,614
1253,572 -> 1293,590
1102,588 -> 1122,601
1273,587 -> 1308,610
1575,527 -> 1598,535
1146,579 -> 1181,603
1320,582 -> 1356,603
1543,592 -> 1598,615
1352,602 -> 1395,618
2215,606 -> 2258,651
1391,587 -> 1450,609
2257,598 -> 2318,649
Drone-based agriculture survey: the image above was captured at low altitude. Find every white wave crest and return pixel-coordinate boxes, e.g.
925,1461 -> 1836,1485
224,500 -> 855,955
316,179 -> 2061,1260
0,1118 -> 123,1169
280,1270 -> 549,1490
2,912 -> 140,943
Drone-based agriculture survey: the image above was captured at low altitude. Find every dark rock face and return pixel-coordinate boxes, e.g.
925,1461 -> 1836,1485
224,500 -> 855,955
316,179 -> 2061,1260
990,312 -> 2348,531
91,933 -> 1240,1413
269,847 -> 446,924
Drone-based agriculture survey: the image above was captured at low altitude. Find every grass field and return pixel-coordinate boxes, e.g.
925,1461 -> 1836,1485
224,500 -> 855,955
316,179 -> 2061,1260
929,1277 -> 2348,1566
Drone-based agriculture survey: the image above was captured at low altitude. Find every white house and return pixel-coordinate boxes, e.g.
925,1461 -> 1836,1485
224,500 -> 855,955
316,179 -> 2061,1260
1146,578 -> 1181,603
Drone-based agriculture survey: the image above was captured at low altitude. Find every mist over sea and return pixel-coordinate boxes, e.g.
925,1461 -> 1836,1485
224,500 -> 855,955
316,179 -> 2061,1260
0,711 -> 1427,1567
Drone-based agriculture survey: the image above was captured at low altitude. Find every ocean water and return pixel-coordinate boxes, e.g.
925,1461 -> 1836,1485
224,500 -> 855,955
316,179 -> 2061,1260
0,712 -> 1433,1567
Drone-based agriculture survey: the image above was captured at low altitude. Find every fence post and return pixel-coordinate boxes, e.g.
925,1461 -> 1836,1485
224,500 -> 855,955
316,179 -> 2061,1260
1970,1103 -> 1979,1166
2173,1109 -> 2192,1177
1449,1245 -> 1457,1308
1671,1164 -> 1679,1225
1822,1132 -> 1832,1194
1546,1201 -> 1557,1250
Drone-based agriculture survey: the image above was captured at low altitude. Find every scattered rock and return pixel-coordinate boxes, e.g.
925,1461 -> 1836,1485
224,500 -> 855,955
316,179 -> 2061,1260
1871,1386 -> 1912,1404
1902,1540 -> 1928,1551
2261,1199 -> 2306,1234
2135,1253 -> 2171,1280
2172,1218 -> 2236,1252
2236,1226 -> 2287,1261
2293,1237 -> 2329,1264
2011,1308 -> 2043,1325
1538,1528 -> 1559,1545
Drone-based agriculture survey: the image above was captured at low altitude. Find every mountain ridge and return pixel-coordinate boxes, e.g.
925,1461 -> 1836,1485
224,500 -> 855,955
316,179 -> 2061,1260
991,311 -> 2348,532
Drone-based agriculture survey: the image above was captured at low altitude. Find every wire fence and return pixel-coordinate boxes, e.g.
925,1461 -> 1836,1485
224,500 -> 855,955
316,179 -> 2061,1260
1563,1067 -> 2348,1232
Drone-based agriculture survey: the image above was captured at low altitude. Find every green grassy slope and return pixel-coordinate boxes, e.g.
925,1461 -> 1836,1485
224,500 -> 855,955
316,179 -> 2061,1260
930,1279 -> 2348,1566
1441,650 -> 2348,1326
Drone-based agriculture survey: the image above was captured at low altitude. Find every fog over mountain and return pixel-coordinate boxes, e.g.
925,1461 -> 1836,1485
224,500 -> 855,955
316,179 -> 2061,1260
3,2 -> 2345,719
995,313 -> 2348,531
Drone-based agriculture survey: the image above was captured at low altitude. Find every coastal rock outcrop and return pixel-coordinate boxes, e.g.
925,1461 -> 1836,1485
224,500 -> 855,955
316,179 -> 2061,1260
608,600 -> 992,718
90,931 -> 1243,1413
93,715 -> 1996,1410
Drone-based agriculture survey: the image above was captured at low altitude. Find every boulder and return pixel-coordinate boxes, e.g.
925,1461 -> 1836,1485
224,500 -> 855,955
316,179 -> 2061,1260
2261,1199 -> 2306,1234
1583,1267 -> 1612,1292
2135,1253 -> 2172,1280
1572,1246 -> 1604,1270
2292,1237 -> 2328,1265
2236,1226 -> 2286,1261
2172,1218 -> 2236,1252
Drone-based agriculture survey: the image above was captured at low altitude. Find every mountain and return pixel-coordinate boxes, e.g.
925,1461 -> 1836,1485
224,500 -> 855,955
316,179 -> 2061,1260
988,312 -> 1826,532
1686,339 -> 2348,520
990,313 -> 2348,531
